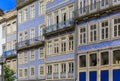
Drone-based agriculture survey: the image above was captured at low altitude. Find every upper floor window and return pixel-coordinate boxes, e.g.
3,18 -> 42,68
61,38 -> 66,53
54,11 -> 59,25
39,48 -> 44,59
30,4 -> 35,19
68,6 -> 74,19
100,20 -> 109,40
30,28 -> 35,39
101,0 -> 108,7
68,62 -> 74,73
61,9 -> 66,24
113,18 -> 120,38
2,26 -> 6,38
19,69 -> 23,77
54,40 -> 59,54
30,49 -> 35,61
18,11 -> 22,24
24,68 -> 28,77
113,49 -> 120,64
90,0 -> 96,10
101,51 -> 109,65
89,24 -> 97,42
39,65 -> 44,75
24,51 -> 28,63
24,31 -> 28,41
23,8 -> 28,22
54,64 -> 59,73
47,65 -> 52,74
79,55 -> 86,68
18,33 -> 23,42
79,27 -> 87,45
69,36 -> 74,51
47,14 -> 52,26
30,67 -> 35,76
48,42 -> 52,55
89,53 -> 97,66
61,63 -> 66,73
39,1 -> 45,15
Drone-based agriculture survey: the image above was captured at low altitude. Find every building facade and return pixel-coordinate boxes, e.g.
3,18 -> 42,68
16,0 -> 45,81
75,0 -> 120,81
3,10 -> 17,73
0,11 -> 6,76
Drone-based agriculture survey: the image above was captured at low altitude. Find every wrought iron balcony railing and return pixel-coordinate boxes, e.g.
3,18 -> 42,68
47,73 -> 52,79
68,72 -> 74,78
60,72 -> 66,78
53,72 -> 59,79
16,36 -> 44,50
75,0 -> 120,18
43,19 -> 74,34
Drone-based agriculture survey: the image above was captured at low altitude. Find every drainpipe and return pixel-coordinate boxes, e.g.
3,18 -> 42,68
74,0 -> 78,81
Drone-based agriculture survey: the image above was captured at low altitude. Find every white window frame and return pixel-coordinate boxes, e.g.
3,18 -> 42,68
30,49 -> 35,61
30,4 -> 35,19
39,47 -> 44,59
47,41 -> 52,55
30,66 -> 35,77
54,40 -> 59,54
39,65 -> 44,76
61,38 -> 66,53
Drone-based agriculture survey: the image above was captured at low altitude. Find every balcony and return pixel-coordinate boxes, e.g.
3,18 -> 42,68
16,36 -> 44,51
43,19 -> 74,36
16,0 -> 36,9
47,73 -> 52,79
53,72 -> 59,79
3,49 -> 17,58
60,72 -> 66,78
75,0 -> 120,22
68,72 -> 74,78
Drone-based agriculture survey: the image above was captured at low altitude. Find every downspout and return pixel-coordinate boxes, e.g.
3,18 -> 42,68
74,0 -> 78,81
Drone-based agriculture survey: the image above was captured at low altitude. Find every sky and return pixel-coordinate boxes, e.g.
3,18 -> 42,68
0,0 -> 16,12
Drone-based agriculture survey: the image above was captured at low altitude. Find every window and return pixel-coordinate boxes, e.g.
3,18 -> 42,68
54,64 -> 59,73
24,8 -> 28,22
18,33 -> 23,42
47,14 -> 52,26
48,42 -> 52,55
13,40 -> 16,49
30,4 -> 35,19
30,28 -> 35,43
24,31 -> 28,41
79,27 -> 87,45
39,1 -> 45,15
79,55 -> 86,67
68,6 -> 74,19
69,36 -> 74,51
90,0 -> 96,10
24,51 -> 28,63
89,53 -> 97,66
101,21 -> 109,40
39,48 -> 44,58
80,0 -> 86,14
24,69 -> 28,77
54,40 -> 59,54
113,0 -> 120,4
18,11 -> 22,24
30,67 -> 35,76
19,69 -> 23,77
47,65 -> 52,74
2,26 -> 6,38
30,49 -> 35,60
113,50 -> 120,64
39,25 -> 43,37
61,38 -> 66,53
61,9 -> 66,25
61,63 -> 66,73
113,18 -> 120,37
39,66 -> 44,75
89,24 -> 97,42
101,51 -> 109,65
54,11 -> 59,25
18,52 -> 23,64
101,0 -> 108,7
68,62 -> 74,73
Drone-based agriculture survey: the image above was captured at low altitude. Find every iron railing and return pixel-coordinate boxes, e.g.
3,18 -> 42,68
60,72 -> 66,78
43,19 -> 74,34
53,72 -> 59,79
68,72 -> 74,78
75,0 -> 120,17
16,36 -> 44,49
47,73 -> 52,79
